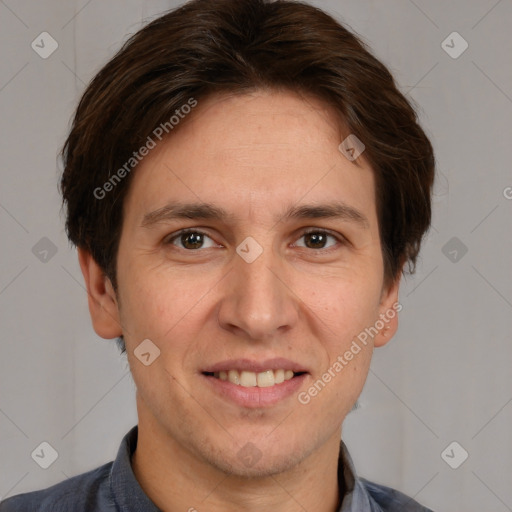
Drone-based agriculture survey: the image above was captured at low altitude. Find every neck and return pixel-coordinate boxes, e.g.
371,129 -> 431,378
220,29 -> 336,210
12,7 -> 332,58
131,402 -> 343,512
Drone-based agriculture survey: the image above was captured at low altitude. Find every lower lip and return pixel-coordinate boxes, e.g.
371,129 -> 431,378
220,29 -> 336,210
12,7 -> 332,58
202,373 -> 308,408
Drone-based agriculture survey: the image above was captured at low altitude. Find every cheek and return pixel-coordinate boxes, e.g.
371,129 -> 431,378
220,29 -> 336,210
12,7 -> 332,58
117,263 -> 216,352
300,270 -> 382,336
116,266 -> 170,346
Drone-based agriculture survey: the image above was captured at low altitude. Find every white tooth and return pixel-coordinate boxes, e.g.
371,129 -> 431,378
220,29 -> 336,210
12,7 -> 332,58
257,370 -> 275,387
239,370 -> 257,387
223,369 -> 294,387
228,370 -> 240,385
274,369 -> 285,384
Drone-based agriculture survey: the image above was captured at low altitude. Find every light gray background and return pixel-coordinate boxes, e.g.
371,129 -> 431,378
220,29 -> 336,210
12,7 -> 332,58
1,1 -> 511,511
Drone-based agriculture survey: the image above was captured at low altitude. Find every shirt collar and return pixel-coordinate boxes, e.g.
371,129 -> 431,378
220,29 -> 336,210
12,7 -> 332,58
337,440 -> 380,511
109,425 -> 160,512
109,425 -> 376,512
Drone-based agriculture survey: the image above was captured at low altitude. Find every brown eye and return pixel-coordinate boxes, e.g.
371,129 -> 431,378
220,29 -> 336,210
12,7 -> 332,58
295,229 -> 341,250
179,232 -> 204,249
304,232 -> 328,249
166,229 -> 217,250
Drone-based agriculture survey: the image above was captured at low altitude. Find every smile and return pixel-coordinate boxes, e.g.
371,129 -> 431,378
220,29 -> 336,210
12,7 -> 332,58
205,369 -> 305,388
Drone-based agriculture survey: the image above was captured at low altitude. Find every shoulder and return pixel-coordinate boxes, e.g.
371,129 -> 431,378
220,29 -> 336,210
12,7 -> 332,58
361,478 -> 435,512
0,462 -> 115,512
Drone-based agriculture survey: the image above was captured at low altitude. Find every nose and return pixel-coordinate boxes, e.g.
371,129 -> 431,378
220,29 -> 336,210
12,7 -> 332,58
217,242 -> 299,341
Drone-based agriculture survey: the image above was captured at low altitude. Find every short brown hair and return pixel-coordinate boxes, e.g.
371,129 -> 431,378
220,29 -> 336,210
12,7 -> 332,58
60,0 -> 435,295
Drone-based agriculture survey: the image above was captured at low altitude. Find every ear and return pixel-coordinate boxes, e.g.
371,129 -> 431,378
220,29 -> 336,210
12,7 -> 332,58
77,247 -> 123,339
373,271 -> 402,348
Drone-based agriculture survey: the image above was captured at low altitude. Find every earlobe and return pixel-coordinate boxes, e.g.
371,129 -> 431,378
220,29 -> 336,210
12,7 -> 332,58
374,273 -> 401,348
77,247 -> 123,340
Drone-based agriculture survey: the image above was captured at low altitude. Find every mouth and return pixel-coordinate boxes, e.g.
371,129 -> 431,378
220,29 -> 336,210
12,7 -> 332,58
200,358 -> 309,408
202,369 -> 308,388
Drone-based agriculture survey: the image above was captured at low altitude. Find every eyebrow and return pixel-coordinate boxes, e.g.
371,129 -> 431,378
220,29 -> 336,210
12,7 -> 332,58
141,200 -> 369,229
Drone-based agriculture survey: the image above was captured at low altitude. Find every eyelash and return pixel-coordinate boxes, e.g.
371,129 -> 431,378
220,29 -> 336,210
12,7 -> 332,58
164,228 -> 346,252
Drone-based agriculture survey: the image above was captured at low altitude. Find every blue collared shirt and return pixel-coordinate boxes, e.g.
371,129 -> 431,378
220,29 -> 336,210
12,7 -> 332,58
0,425 -> 433,511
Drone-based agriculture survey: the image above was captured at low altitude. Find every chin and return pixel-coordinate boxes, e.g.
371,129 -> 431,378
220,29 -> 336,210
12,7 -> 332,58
200,438 -> 312,479
217,452 -> 304,479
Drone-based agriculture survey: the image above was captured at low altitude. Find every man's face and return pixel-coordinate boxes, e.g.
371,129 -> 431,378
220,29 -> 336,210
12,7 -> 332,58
111,90 -> 399,476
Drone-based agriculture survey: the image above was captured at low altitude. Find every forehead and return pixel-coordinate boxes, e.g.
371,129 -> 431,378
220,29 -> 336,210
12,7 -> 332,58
122,89 -> 378,229
170,89 -> 348,163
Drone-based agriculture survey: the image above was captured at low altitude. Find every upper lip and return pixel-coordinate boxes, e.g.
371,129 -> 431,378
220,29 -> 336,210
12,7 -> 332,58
202,358 -> 309,374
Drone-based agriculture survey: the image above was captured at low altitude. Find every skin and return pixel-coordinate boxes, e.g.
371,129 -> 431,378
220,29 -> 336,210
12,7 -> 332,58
78,89 -> 401,512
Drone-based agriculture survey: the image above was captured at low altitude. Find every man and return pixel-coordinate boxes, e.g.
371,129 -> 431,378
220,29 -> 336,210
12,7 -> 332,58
0,0 -> 435,510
